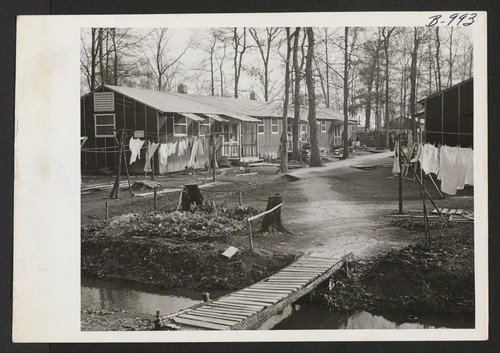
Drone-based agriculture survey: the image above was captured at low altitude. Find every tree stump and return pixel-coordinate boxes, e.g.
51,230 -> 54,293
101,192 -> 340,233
178,184 -> 204,211
261,194 -> 286,232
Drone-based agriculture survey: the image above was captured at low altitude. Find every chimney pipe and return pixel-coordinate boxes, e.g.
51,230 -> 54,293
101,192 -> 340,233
178,84 -> 188,94
250,92 -> 256,100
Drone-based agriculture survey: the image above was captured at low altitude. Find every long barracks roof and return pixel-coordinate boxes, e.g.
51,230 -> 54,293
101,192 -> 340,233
97,85 -> 344,121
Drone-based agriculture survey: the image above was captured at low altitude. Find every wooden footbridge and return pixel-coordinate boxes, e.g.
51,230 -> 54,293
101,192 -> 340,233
164,254 -> 352,330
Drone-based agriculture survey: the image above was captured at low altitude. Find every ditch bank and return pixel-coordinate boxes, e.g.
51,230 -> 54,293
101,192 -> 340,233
309,218 -> 474,326
81,206 -> 296,291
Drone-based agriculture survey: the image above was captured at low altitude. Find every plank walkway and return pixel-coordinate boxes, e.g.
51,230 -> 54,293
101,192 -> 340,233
166,254 -> 351,330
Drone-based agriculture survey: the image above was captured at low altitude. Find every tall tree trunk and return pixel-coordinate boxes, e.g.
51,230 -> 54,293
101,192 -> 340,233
448,27 -> 454,87
324,29 -> 330,108
435,27 -> 442,91
90,28 -> 97,91
306,28 -> 322,167
342,27 -> 350,160
112,28 -> 118,85
409,28 -> 421,139
98,28 -> 104,86
383,28 -> 394,149
279,28 -> 291,173
292,27 -> 302,161
210,46 -> 215,96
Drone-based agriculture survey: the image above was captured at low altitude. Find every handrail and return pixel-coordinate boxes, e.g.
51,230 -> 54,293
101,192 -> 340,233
247,203 -> 283,222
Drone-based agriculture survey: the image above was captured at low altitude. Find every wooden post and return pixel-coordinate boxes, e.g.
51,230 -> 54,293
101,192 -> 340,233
239,191 -> 243,207
153,187 -> 157,211
105,201 -> 108,220
122,143 -> 134,197
202,292 -> 210,302
110,131 -> 125,199
398,137 -> 403,214
247,219 -> 254,251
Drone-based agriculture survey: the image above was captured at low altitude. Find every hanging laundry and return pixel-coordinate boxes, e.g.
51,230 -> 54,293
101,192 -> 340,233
464,148 -> 474,186
410,143 -> 422,163
167,141 -> 178,157
178,139 -> 187,157
129,137 -> 145,165
392,138 -> 400,174
188,139 -> 205,167
158,143 -> 169,167
439,145 -> 460,195
456,147 -> 474,189
143,141 -> 159,172
419,143 -> 440,175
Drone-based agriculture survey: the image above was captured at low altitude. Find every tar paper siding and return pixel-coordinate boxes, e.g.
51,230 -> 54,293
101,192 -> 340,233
81,87 -> 209,174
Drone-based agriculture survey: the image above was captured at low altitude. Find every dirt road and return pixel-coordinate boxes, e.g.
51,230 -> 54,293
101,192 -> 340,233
267,152 -> 469,259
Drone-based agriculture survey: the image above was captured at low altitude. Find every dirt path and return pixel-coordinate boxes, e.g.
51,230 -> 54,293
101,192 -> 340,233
273,152 -> 445,259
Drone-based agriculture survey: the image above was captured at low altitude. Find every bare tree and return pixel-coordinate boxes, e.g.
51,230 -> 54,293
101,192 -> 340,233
231,28 -> 249,98
141,28 -> 191,91
409,27 -> 423,138
382,27 -> 396,148
278,28 -> 292,173
249,27 -> 281,101
435,27 -> 442,91
291,27 -> 306,161
305,28 -> 322,167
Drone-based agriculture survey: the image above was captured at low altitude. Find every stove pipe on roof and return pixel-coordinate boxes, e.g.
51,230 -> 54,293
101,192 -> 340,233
178,84 -> 188,94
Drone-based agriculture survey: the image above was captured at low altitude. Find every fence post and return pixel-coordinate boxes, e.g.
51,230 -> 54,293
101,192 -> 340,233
153,187 -> 157,211
239,191 -> 243,207
105,201 -> 108,220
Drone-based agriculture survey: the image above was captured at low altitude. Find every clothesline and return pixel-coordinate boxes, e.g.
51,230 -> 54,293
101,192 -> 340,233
424,130 -> 474,135
394,142 -> 474,196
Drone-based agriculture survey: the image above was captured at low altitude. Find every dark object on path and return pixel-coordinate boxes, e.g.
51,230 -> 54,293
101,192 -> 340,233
131,180 -> 163,191
366,147 -> 389,153
90,167 -> 114,175
261,194 -> 287,232
351,164 -> 379,170
178,184 -> 204,211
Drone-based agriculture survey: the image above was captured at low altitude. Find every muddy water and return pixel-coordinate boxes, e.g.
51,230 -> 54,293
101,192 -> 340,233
81,279 -> 473,329
81,278 -> 229,316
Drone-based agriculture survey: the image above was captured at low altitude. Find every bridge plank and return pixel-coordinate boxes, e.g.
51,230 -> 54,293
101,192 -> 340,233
173,317 -> 230,330
178,313 -> 239,326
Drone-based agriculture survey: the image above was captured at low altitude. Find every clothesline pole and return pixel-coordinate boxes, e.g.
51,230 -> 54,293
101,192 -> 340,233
122,144 -> 134,197
109,132 -> 124,199
400,148 -> 441,216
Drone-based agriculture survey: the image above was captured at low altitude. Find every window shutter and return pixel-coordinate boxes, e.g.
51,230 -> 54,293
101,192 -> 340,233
94,92 -> 115,112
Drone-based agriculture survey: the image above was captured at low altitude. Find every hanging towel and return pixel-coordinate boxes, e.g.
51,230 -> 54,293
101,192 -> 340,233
187,139 -> 205,167
158,143 -> 169,167
411,143 -> 422,163
167,141 -> 178,157
143,141 -> 159,172
419,143 -> 440,175
129,137 -> 145,165
392,139 -> 400,174
464,148 -> 474,186
178,139 -> 187,157
439,145 -> 460,195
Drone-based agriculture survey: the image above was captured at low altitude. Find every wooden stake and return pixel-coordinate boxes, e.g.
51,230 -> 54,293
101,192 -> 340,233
239,191 -> 243,206
247,219 -> 254,251
105,201 -> 108,220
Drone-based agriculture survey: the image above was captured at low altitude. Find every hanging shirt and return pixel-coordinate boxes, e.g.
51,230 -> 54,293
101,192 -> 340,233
129,137 -> 145,165
158,143 -> 169,167
439,145 -> 460,195
392,139 -> 400,174
143,142 -> 159,172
